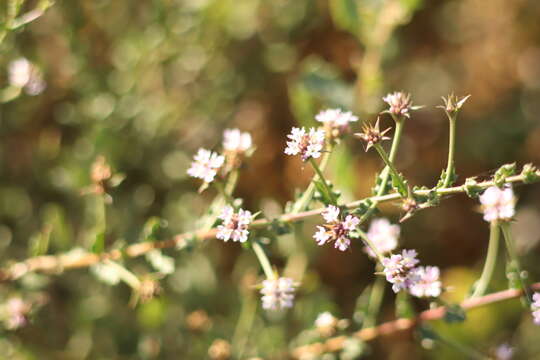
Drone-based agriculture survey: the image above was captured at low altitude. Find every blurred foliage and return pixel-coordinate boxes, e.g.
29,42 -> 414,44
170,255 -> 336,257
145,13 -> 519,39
0,0 -> 540,359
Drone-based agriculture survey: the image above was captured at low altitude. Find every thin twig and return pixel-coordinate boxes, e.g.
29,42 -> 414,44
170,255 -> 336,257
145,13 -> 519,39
0,172 -> 537,282
291,282 -> 540,358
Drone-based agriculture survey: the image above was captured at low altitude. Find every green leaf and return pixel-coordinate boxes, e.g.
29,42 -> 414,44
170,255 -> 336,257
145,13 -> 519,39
391,172 -> 409,197
313,179 -> 335,206
521,163 -> 540,184
92,232 -> 105,254
493,163 -> 516,187
464,177 -> 482,198
436,168 -> 457,188
142,216 -> 168,242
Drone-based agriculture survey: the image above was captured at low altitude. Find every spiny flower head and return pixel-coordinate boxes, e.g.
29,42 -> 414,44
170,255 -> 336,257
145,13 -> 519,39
409,266 -> 442,298
314,205 -> 359,251
382,92 -> 416,119
187,148 -> 225,184
216,206 -> 252,243
479,186 -> 515,222
438,93 -> 470,114
354,117 -> 391,152
223,128 -> 252,153
364,218 -> 400,258
381,249 -> 420,293
260,277 -> 297,310
532,292 -> 540,325
284,127 -> 325,162
315,108 -> 358,138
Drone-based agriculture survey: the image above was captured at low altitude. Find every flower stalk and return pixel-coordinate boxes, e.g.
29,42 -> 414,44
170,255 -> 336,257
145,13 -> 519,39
252,241 -> 275,280
471,221 -> 500,298
309,157 -> 338,205
499,222 -> 532,303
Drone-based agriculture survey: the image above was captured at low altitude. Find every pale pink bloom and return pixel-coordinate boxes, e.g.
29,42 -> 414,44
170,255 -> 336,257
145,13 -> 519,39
284,127 -> 325,161
315,108 -> 358,136
222,129 -> 252,152
382,92 -> 413,118
313,206 -> 359,252
494,343 -> 514,360
381,249 -> 419,293
4,298 -> 30,330
8,58 -> 46,95
364,218 -> 400,258
216,206 -> 251,243
479,186 -> 515,222
260,277 -> 296,310
533,293 -> 540,325
187,148 -> 225,183
315,311 -> 337,336
409,266 -> 442,298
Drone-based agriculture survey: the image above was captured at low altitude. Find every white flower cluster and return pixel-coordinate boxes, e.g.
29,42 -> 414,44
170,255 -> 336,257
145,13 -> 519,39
8,58 -> 46,95
187,148 -> 225,184
222,128 -> 252,153
314,205 -> 360,251
216,206 -> 252,243
260,277 -> 296,310
479,186 -> 515,222
364,218 -> 400,258
532,292 -> 540,325
284,127 -> 325,162
382,249 -> 442,298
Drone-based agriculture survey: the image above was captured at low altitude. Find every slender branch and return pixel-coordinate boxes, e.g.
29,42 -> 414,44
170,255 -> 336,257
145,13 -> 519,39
291,282 -> 540,358
252,242 -> 275,279
0,172 -> 538,282
374,143 -> 408,197
292,150 -> 332,214
470,221 -> 500,298
500,222 -> 532,303
309,158 -> 338,205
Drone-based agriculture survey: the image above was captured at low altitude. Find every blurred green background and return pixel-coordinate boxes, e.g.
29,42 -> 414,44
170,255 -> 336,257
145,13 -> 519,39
1,0 -> 540,359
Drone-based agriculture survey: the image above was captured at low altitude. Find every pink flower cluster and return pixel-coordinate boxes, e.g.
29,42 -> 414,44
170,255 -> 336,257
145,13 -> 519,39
260,277 -> 296,310
187,148 -> 225,184
216,206 -> 252,243
364,218 -> 400,258
315,108 -> 358,137
313,205 -> 360,251
479,186 -> 515,222
382,249 -> 442,298
532,292 -> 540,325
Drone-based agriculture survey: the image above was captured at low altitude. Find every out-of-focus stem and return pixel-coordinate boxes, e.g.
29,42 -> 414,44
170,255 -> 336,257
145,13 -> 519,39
363,263 -> 385,328
252,242 -> 274,280
471,221 -> 499,298
500,222 -> 532,303
356,228 -> 384,264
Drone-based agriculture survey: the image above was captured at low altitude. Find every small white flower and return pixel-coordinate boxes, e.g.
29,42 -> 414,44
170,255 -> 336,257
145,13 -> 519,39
284,127 -> 325,161
409,266 -> 442,298
494,343 -> 514,360
223,128 -> 252,152
313,206 -> 359,252
364,218 -> 400,258
315,311 -> 338,336
8,58 -> 46,95
260,277 -> 297,310
216,206 -> 252,243
187,148 -> 225,183
479,186 -> 515,222
322,205 -> 340,223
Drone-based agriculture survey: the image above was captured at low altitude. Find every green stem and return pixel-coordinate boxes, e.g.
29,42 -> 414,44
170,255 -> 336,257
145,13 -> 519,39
373,143 -> 408,197
434,332 -> 486,360
356,228 -> 384,264
214,181 -> 234,205
443,114 -> 456,187
309,157 -> 338,205
500,222 -> 532,304
292,151 -> 332,214
252,242 -> 275,280
363,263 -> 386,328
471,221 -> 499,298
